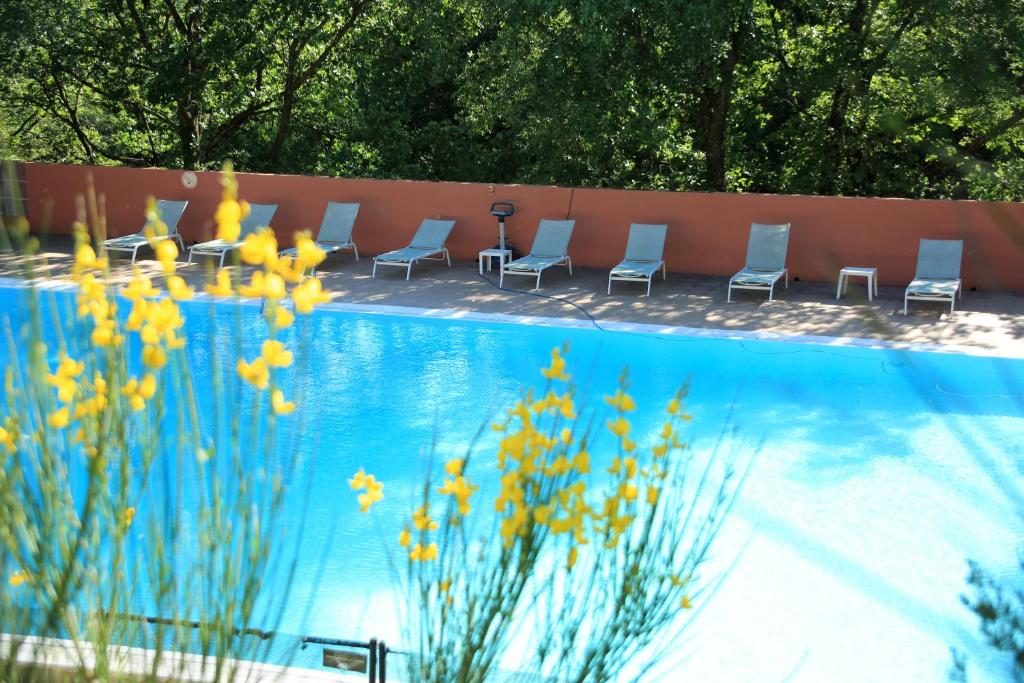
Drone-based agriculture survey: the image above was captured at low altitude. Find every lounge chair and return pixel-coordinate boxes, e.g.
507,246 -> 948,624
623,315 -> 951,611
607,223 -> 668,296
187,203 -> 278,268
727,222 -> 791,303
499,219 -> 575,289
280,202 -> 360,275
371,218 -> 455,280
102,199 -> 188,263
903,238 -> 963,315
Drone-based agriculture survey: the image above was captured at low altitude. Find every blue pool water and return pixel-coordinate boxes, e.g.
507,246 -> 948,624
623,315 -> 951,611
2,282 -> 1023,681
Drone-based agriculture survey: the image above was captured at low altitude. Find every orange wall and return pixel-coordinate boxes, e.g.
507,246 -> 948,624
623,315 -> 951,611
23,161 -> 1024,291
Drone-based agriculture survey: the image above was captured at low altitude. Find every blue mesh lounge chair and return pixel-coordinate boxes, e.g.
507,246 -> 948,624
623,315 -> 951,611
607,223 -> 668,296
102,199 -> 188,264
727,222 -> 791,303
903,238 -> 963,315
280,202 -> 360,275
371,218 -> 456,280
187,203 -> 278,268
499,219 -> 576,290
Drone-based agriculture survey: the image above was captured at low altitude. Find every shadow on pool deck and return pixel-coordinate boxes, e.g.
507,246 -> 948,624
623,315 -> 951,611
1,235 -> 1022,357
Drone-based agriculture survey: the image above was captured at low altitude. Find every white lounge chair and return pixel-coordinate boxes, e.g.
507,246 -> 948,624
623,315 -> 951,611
280,202 -> 360,275
727,222 -> 791,303
187,203 -> 278,268
102,199 -> 188,263
904,238 -> 963,315
371,219 -> 455,280
608,223 -> 668,296
499,219 -> 575,289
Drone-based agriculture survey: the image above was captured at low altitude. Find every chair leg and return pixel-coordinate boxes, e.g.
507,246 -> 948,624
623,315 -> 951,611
372,260 -> 378,278
768,283 -> 774,302
536,272 -> 541,289
662,263 -> 666,280
175,234 -> 185,251
567,257 -> 572,275
784,270 -> 789,288
646,278 -> 652,296
903,293 -> 908,315
187,248 -> 194,265
727,284 -> 732,303
406,262 -> 412,281
499,270 -> 504,288
836,274 -> 843,299
220,251 -> 226,269
445,249 -> 451,267
353,243 -> 360,261
131,245 -> 140,264
607,276 -> 612,295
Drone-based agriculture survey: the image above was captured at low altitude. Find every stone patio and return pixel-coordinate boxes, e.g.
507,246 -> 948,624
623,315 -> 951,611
2,236 -> 1022,357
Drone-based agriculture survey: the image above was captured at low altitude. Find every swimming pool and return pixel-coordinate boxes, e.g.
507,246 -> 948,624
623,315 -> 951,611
2,281 -> 1022,681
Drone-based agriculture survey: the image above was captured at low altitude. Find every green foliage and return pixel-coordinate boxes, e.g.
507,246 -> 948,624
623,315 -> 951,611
2,0 -> 1022,199
961,557 -> 1024,680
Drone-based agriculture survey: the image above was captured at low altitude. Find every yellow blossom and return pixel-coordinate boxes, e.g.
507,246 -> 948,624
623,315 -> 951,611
646,486 -> 660,505
540,346 -> 570,381
412,505 -> 439,531
567,546 -> 579,570
142,345 -> 167,369
239,228 -> 279,268
123,507 -> 136,528
156,239 -> 178,273
444,458 -> 464,477
605,389 -> 637,412
0,426 -> 14,452
681,595 -> 692,609
399,528 -> 411,547
438,475 -> 479,515
47,408 -> 70,429
266,304 -> 294,329
271,390 -> 295,415
572,449 -> 590,474
261,340 -> 293,368
667,398 -> 680,415
8,570 -> 29,587
205,269 -> 234,297
607,416 -> 631,437
121,273 -> 160,301
349,468 -> 368,490
294,231 -> 327,268
167,275 -> 194,300
409,542 -> 439,562
236,357 -> 269,389
292,276 -> 332,314
560,428 -> 573,444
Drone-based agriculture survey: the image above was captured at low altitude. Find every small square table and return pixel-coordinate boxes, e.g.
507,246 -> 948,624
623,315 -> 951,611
479,248 -> 512,274
837,266 -> 879,302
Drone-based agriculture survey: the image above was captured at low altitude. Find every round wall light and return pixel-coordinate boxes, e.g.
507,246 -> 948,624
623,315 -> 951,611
181,171 -> 198,189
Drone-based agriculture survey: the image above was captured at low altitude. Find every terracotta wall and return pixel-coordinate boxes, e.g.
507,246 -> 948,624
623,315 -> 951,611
23,161 -> 1024,291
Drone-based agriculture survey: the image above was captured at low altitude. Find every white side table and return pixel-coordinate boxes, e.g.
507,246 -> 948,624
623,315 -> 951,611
837,266 -> 879,302
479,248 -> 512,274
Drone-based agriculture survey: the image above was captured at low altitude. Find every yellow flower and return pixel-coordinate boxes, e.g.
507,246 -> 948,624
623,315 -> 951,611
167,275 -> 194,300
142,344 -> 167,369
239,228 -> 279,268
439,578 -> 452,593
607,416 -> 631,437
410,542 -> 439,562
667,398 -> 680,415
680,595 -> 692,609
47,408 -> 70,429
261,340 -> 293,368
646,486 -> 660,505
271,389 -> 295,415
265,304 -> 294,329
121,272 -> 160,301
236,357 -> 269,390
605,389 -> 636,412
438,475 -> 479,515
567,546 -> 579,571
652,443 -> 668,458
540,346 -> 570,381
292,276 -> 332,314
572,449 -> 590,474
205,268 -> 234,297
560,428 -> 573,444
214,167 -> 249,243
74,243 -> 108,274
412,505 -> 439,531
123,507 -> 136,528
620,482 -> 638,502
444,458 -> 464,477
621,436 -> 636,453
156,239 -> 178,274
294,231 -> 327,268
0,426 -> 15,452
398,528 -> 411,547
349,468 -> 368,490
8,570 -> 29,587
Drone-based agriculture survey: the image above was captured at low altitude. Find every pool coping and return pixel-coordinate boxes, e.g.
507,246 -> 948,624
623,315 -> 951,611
3,276 -> 1020,360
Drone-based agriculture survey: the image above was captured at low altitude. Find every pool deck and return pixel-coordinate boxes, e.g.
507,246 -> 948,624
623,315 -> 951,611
2,239 -> 1022,357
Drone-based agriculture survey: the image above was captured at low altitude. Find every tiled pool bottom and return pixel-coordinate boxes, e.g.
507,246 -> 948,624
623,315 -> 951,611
1,283 -> 1023,681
